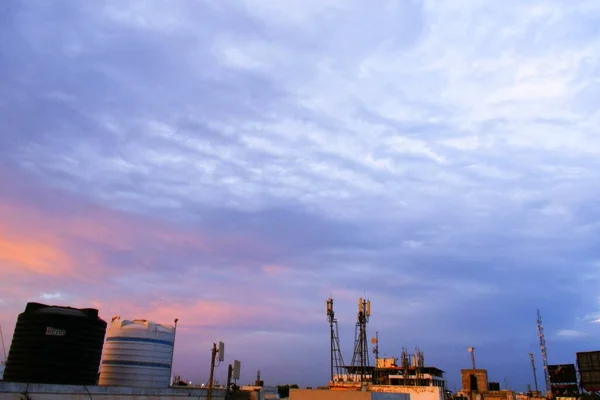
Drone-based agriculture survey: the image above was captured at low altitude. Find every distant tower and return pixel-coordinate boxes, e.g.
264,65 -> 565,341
350,297 -> 371,382
371,332 -> 379,362
530,352 -> 539,392
537,309 -> 551,394
326,298 -> 346,382
371,332 -> 379,384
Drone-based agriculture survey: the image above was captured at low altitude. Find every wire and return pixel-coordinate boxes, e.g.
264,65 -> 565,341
195,379 -> 209,400
83,385 -> 93,400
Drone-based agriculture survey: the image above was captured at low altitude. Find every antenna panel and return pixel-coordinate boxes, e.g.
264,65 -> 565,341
218,341 -> 225,361
233,360 -> 241,379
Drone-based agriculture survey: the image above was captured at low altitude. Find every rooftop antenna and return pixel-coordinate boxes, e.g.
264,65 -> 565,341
350,297 -> 371,383
468,346 -> 476,369
530,352 -> 539,393
371,332 -> 379,384
207,341 -> 224,400
371,332 -> 379,362
537,309 -> 551,395
326,298 -> 346,383
226,360 -> 241,396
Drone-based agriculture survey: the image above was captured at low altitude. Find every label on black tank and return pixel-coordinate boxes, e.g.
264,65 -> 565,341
45,327 -> 66,336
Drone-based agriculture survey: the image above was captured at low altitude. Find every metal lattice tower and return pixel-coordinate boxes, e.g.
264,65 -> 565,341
350,297 -> 371,382
537,309 -> 551,395
326,298 -> 346,382
530,352 -> 539,393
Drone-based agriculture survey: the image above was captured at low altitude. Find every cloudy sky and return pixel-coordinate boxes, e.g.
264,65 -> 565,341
1,0 -> 600,390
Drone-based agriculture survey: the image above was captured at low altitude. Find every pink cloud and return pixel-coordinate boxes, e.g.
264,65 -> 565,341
0,223 -> 73,276
262,264 -> 286,274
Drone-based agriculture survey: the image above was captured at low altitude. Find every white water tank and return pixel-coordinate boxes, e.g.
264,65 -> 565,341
98,317 -> 175,387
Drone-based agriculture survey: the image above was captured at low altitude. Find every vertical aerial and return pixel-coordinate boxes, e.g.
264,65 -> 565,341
530,352 -> 539,393
350,297 -> 371,382
537,309 -> 551,395
326,298 -> 346,382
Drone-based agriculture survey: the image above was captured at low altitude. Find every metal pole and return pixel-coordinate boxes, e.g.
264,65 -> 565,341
168,318 -> 178,386
225,364 -> 233,400
468,347 -> 476,369
330,317 -> 334,382
208,343 -> 217,400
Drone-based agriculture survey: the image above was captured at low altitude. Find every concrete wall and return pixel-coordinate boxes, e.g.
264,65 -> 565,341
0,382 -> 226,399
461,370 -> 488,393
290,389 -> 370,400
371,385 -> 443,400
372,393 -> 411,400
291,387 -> 439,400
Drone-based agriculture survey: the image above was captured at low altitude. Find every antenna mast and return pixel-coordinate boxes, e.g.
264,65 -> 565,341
371,332 -> 379,384
530,352 -> 539,393
468,347 -> 476,369
537,309 -> 551,395
350,297 -> 370,383
326,298 -> 346,383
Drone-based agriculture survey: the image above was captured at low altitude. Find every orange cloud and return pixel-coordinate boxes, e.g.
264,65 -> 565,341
0,188 -> 273,281
0,224 -> 72,276
262,264 -> 285,274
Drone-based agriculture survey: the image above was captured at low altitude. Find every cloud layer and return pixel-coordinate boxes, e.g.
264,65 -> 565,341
1,0 -> 600,390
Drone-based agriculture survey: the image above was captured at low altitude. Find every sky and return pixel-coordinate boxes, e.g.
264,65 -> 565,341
1,0 -> 600,391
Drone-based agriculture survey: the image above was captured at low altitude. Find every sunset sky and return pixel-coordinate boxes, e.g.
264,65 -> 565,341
1,0 -> 600,390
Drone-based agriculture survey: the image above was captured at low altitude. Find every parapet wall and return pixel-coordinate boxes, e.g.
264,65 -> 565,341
0,382 -> 227,400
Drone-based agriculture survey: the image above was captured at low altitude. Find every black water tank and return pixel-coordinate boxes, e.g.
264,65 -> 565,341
4,302 -> 107,385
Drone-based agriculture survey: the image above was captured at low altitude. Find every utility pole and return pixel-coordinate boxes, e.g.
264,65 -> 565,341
530,353 -> 539,393
208,342 -> 217,400
225,364 -> 233,400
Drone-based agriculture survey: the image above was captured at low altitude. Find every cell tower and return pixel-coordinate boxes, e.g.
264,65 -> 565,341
350,297 -> 371,382
530,352 -> 539,393
537,309 -> 551,395
326,298 -> 346,382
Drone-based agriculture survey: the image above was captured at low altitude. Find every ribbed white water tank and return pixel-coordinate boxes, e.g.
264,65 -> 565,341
98,317 -> 175,387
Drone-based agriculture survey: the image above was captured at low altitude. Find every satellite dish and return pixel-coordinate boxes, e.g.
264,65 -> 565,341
371,337 -> 378,344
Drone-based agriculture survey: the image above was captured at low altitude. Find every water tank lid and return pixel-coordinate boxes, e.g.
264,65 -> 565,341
24,302 -> 99,319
